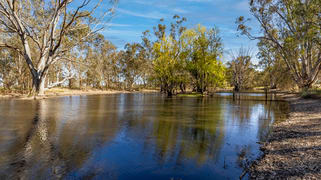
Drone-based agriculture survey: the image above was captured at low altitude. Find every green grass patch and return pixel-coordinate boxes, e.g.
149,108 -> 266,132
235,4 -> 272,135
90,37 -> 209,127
301,89 -> 321,99
177,93 -> 204,97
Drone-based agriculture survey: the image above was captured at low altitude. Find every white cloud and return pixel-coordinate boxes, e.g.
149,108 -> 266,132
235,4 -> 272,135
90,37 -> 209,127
103,29 -> 142,37
105,23 -> 132,27
117,8 -> 168,19
172,8 -> 188,14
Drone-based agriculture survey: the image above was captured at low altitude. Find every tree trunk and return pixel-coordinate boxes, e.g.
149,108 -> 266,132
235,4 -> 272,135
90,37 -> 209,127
31,71 -> 47,96
160,84 -> 165,93
31,76 -> 46,96
234,85 -> 240,92
300,83 -> 313,93
196,85 -> 204,94
69,78 -> 73,89
167,89 -> 173,97
180,83 -> 186,94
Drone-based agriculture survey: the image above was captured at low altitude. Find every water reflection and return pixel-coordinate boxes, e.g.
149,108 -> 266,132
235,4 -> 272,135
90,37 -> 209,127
0,93 -> 288,179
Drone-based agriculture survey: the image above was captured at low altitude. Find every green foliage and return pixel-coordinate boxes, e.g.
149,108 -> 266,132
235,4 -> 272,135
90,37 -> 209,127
151,23 -> 226,96
257,39 -> 295,90
182,25 -> 226,93
153,35 -> 181,96
301,89 -> 321,99
0,0 -> 118,95
120,43 -> 149,90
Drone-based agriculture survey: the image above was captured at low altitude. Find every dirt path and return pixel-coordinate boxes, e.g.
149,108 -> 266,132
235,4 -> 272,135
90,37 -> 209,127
250,95 -> 321,179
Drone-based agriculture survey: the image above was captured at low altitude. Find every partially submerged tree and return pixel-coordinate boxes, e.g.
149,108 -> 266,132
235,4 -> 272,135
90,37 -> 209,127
237,0 -> 321,90
152,15 -> 188,96
153,35 -> 181,97
183,25 -> 225,94
152,18 -> 226,96
0,0 -> 117,96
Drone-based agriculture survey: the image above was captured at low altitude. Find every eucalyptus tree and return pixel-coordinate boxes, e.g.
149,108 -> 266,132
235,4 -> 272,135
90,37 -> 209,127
83,36 -> 119,89
84,46 -> 98,88
0,0 -> 117,96
170,15 -> 190,93
119,43 -> 146,90
152,15 -> 186,42
257,39 -> 294,89
0,35 -> 30,91
0,48 -> 16,90
140,30 -> 154,88
183,25 -> 225,94
257,39 -> 279,89
153,35 -> 181,96
237,0 -> 321,90
152,15 -> 188,95
227,47 -> 254,92
100,39 -> 118,89
83,34 -> 116,89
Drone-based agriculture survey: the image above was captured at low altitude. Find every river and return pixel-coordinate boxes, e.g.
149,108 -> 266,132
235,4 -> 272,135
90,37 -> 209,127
0,93 -> 288,179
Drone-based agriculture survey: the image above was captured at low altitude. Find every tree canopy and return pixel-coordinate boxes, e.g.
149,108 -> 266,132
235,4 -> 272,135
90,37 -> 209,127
237,0 -> 321,90
1,1 -> 320,97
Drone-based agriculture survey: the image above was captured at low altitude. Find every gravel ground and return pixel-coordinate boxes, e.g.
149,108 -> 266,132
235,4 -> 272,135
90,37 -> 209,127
250,95 -> 321,179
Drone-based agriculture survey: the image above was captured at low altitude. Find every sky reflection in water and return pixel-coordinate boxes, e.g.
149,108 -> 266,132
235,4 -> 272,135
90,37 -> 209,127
0,93 -> 288,179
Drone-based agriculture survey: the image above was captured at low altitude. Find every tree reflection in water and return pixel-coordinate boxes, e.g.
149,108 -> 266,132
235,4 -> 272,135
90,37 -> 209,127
0,93 -> 288,179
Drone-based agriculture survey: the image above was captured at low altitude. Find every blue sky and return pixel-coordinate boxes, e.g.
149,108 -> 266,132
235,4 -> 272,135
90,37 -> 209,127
101,0 -> 260,62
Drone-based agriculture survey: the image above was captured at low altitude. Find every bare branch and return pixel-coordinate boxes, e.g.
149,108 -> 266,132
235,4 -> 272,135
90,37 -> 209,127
0,43 -> 23,55
46,74 -> 75,89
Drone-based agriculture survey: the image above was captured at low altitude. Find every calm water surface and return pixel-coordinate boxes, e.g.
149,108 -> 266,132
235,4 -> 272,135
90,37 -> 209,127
0,93 -> 288,179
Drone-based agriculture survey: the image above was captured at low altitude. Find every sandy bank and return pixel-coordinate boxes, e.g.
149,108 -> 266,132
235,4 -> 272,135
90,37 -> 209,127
0,88 -> 159,100
250,94 -> 321,179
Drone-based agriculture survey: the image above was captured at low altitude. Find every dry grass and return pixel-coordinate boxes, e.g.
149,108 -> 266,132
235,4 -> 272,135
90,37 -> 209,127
250,94 -> 321,179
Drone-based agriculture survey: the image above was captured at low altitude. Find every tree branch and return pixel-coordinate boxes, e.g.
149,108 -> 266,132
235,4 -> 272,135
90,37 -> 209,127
46,74 -> 75,89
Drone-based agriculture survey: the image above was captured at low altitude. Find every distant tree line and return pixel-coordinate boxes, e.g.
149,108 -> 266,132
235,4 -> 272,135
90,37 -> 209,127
0,0 -> 320,97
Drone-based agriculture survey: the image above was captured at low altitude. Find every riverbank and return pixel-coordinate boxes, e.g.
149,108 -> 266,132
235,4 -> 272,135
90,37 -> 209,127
249,94 -> 321,179
0,88 -> 159,100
